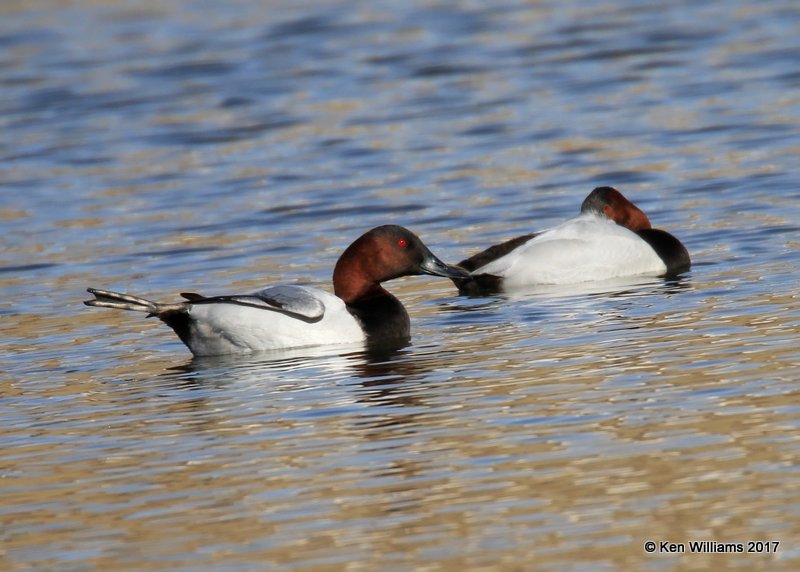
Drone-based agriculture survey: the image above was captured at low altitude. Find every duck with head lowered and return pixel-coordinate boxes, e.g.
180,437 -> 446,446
453,187 -> 690,295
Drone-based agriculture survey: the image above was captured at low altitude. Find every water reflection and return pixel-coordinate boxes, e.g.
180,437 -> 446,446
149,340 -> 473,450
3,0 -> 800,569
169,341 -> 448,389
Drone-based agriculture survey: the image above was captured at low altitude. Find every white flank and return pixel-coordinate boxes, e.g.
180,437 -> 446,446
473,213 -> 667,287
185,285 -> 365,356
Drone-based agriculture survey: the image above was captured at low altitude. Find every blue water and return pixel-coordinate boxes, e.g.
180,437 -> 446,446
2,0 -> 799,570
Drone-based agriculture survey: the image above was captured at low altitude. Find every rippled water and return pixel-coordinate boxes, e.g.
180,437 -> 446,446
2,0 -> 800,569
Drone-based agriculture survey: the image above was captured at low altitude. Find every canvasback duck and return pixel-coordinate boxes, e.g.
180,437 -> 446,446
454,187 -> 690,294
85,225 -> 468,356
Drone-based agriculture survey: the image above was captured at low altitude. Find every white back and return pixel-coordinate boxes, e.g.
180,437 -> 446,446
474,213 -> 667,287
186,285 -> 365,355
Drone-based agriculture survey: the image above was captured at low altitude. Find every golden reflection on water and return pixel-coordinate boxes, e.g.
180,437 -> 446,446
3,0 -> 800,569
3,268 -> 799,570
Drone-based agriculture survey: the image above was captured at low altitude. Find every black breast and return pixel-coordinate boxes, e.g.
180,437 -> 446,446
635,229 -> 691,275
346,293 -> 411,344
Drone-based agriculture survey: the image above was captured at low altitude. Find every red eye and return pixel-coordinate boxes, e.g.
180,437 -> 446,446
397,239 -> 408,248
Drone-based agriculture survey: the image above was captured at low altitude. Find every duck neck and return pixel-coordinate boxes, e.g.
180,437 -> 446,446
333,256 -> 387,304
333,256 -> 410,341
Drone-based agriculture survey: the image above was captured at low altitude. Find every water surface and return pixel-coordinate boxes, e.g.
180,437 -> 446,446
2,0 -> 799,570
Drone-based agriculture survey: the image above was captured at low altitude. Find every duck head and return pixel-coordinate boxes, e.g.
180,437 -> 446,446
333,225 -> 467,303
580,186 -> 652,231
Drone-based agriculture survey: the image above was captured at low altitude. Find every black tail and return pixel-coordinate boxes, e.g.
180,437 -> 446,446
451,233 -> 538,295
84,288 -> 160,315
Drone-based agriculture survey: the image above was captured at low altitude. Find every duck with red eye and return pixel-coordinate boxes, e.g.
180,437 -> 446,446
85,225 -> 467,356
453,186 -> 690,295
332,227 -> 462,343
